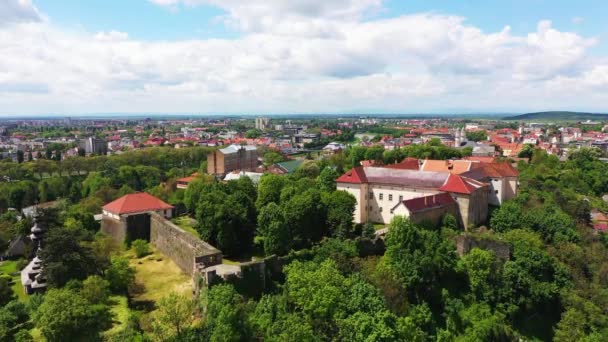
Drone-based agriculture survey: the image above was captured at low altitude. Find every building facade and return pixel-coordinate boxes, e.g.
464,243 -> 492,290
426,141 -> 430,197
336,167 -> 490,228
255,117 -> 271,130
207,145 -> 258,176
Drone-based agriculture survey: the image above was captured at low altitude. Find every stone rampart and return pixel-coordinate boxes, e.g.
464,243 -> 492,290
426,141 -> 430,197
149,212 -> 222,275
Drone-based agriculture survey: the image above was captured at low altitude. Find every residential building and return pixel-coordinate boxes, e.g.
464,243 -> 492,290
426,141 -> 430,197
84,136 -> 107,155
207,144 -> 258,176
255,117 -> 271,130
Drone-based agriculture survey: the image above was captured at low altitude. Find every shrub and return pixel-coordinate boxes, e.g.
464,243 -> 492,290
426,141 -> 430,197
132,239 -> 150,258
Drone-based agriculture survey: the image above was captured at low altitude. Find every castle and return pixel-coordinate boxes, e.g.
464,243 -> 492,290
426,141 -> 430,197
336,160 -> 518,228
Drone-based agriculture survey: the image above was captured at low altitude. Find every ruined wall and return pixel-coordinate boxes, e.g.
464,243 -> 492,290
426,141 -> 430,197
149,212 -> 221,276
455,235 -> 510,261
409,203 -> 460,228
101,216 -> 127,243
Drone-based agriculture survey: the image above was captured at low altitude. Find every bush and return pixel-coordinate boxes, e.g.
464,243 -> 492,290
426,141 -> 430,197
81,275 -> 110,304
132,239 -> 150,258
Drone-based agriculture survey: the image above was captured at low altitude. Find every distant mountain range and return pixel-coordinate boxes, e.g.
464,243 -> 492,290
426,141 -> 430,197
503,111 -> 608,121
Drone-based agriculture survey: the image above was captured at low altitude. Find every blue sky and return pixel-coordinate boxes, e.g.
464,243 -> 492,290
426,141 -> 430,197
35,0 -> 608,44
1,0 -> 608,115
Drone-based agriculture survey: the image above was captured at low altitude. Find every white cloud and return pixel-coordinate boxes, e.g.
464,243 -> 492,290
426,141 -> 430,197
94,31 -> 129,42
0,0 -> 42,25
0,3 -> 607,114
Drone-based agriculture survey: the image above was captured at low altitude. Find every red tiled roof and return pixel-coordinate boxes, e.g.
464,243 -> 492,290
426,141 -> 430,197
385,158 -> 420,170
336,167 -> 368,184
398,193 -> 455,213
460,162 -> 519,180
421,159 -> 478,175
439,174 -> 485,194
103,192 -> 174,215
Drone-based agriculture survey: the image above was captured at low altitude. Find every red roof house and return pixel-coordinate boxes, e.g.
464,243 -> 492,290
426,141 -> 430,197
103,193 -> 174,217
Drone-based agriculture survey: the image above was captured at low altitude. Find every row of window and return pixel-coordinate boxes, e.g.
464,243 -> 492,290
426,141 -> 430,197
369,192 -> 403,202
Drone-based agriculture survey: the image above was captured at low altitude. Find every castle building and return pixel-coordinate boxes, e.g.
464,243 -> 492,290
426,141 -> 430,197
460,163 -> 519,206
336,167 -> 489,228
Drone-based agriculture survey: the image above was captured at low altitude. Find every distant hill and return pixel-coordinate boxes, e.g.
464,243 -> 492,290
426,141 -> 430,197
503,111 -> 608,121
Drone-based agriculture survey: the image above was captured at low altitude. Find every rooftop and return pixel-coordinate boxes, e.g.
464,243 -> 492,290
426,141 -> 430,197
219,144 -> 257,154
396,192 -> 456,213
103,192 -> 174,215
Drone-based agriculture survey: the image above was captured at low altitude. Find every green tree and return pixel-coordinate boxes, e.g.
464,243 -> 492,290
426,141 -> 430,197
317,167 -> 339,192
383,216 -> 456,298
36,288 -> 111,342
466,130 -> 488,142
457,248 -> 500,302
490,200 -> 523,232
151,292 -> 195,341
0,278 -> 13,307
0,301 -> 29,341
323,190 -> 357,239
245,129 -> 263,139
205,284 -> 247,342
263,152 -> 284,167
105,256 -> 135,294
256,174 -> 286,209
81,275 -> 110,304
257,202 -> 291,255
41,227 -> 102,287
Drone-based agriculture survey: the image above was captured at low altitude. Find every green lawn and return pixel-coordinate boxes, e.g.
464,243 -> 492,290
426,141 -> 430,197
128,249 -> 191,305
0,260 -> 27,302
172,216 -> 200,238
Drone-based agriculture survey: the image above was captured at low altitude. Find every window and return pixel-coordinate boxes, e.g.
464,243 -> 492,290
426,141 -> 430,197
369,192 -> 373,198
399,195 -> 403,202
379,207 -> 383,213
389,194 -> 393,201
379,193 -> 384,200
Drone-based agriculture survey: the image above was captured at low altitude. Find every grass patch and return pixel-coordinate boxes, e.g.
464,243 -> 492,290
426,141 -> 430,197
128,248 -> 191,305
103,295 -> 130,338
172,216 -> 200,238
0,260 -> 27,302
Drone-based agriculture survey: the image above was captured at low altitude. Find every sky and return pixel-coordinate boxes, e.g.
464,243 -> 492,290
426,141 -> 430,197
1,0 -> 608,116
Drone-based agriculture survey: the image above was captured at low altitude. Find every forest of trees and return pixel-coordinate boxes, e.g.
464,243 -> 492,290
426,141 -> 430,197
1,144 -> 608,341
